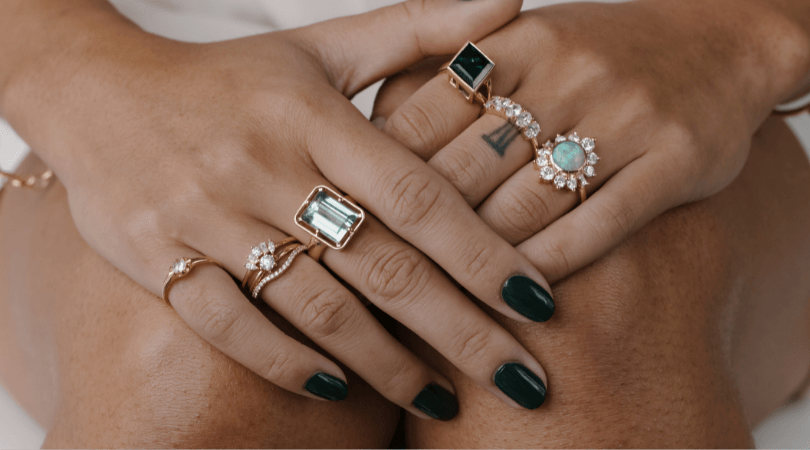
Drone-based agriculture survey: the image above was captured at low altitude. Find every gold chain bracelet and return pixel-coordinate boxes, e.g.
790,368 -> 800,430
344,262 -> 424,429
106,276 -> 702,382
0,168 -> 54,189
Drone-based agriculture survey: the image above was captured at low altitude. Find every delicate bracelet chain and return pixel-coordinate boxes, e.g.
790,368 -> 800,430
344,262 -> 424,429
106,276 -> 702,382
0,168 -> 54,189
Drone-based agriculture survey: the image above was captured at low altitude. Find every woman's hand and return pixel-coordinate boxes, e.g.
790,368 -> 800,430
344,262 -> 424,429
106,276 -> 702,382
375,0 -> 810,284
0,0 -> 558,416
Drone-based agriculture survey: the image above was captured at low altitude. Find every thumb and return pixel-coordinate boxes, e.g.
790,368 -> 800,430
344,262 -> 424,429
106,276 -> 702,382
291,0 -> 522,97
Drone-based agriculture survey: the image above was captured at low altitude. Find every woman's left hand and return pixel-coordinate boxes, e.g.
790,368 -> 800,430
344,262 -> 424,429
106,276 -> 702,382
373,0 -> 810,284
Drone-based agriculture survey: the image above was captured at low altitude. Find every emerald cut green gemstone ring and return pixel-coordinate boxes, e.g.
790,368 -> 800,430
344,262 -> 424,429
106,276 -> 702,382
295,186 -> 365,252
442,41 -> 494,104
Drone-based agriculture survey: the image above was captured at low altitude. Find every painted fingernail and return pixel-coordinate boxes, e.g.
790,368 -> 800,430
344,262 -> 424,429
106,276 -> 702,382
494,362 -> 547,410
501,275 -> 555,322
305,372 -> 348,401
412,383 -> 459,421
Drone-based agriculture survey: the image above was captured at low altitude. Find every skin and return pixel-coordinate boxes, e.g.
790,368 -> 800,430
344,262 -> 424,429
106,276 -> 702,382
0,0 -> 809,447
1,117 -> 808,447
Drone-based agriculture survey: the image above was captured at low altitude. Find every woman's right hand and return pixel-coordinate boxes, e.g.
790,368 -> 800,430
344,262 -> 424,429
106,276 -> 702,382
0,0 -> 555,417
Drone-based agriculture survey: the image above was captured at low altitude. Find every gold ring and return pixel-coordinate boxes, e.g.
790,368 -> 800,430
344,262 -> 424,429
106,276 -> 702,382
483,96 -> 542,143
295,186 -> 365,254
535,133 -> 599,203
242,237 -> 306,299
440,41 -> 494,105
162,257 -> 224,306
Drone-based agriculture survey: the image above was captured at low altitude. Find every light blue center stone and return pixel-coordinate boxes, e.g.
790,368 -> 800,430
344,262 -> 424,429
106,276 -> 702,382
552,142 -> 586,172
301,190 -> 359,245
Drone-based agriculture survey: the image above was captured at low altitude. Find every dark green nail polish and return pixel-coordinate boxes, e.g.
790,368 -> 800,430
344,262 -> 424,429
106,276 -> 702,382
305,372 -> 348,401
412,383 -> 459,421
494,363 -> 547,410
501,275 -> 555,322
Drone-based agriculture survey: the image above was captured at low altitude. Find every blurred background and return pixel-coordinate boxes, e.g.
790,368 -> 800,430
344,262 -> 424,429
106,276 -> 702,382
1,0 -> 810,447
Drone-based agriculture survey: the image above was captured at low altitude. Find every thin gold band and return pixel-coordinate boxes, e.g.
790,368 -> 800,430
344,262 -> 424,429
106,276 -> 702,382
162,257 -> 224,306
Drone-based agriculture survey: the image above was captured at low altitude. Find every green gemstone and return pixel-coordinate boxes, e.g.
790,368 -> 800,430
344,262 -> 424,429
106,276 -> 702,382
552,141 -> 586,172
449,43 -> 493,90
301,190 -> 359,246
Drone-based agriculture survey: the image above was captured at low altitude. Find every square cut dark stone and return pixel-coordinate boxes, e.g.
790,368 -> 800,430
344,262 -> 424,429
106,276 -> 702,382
449,43 -> 494,90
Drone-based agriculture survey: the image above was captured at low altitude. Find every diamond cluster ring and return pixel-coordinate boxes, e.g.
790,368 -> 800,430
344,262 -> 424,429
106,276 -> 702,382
163,257 -> 224,306
242,237 -> 307,299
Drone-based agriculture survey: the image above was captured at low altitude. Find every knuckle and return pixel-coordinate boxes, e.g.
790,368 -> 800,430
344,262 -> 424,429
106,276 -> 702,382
492,182 -> 554,240
259,348 -> 295,383
432,148 -> 487,199
362,242 -> 432,308
194,296 -> 242,345
298,287 -> 357,339
594,195 -> 636,239
448,324 -> 494,365
386,100 -> 442,154
381,167 -> 445,230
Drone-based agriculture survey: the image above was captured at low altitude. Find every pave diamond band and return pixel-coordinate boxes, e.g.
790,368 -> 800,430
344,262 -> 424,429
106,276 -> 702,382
162,257 -> 224,306
242,237 -> 306,299
483,96 -> 542,142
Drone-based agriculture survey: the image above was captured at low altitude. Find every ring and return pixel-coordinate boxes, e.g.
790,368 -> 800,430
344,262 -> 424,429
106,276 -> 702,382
242,237 -> 307,299
295,186 -> 365,254
440,41 -> 494,104
483,96 -> 542,142
535,133 -> 599,203
162,257 -> 224,306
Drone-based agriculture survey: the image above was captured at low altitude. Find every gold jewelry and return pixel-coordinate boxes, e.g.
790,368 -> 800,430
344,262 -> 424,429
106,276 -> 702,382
440,41 -> 494,105
774,88 -> 810,117
162,257 -> 224,306
483,96 -> 542,143
535,133 -> 599,204
295,186 -> 365,252
0,168 -> 53,189
307,237 -> 327,263
242,237 -> 307,299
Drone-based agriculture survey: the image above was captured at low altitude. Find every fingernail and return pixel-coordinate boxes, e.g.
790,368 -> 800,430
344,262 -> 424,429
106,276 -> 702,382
501,275 -> 555,322
412,383 -> 459,421
494,363 -> 547,410
305,372 -> 348,401
371,116 -> 386,129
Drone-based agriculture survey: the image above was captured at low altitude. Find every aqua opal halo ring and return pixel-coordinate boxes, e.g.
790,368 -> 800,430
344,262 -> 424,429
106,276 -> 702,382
535,133 -> 599,203
295,186 -> 366,260
441,41 -> 494,105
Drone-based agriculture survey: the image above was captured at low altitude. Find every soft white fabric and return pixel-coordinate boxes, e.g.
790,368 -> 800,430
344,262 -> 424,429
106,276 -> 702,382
0,1 -> 809,448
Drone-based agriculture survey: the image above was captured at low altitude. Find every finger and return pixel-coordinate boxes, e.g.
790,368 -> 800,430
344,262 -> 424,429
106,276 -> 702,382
247,167 -> 551,409
372,56 -> 445,128
156,246 -> 347,402
476,111 -> 645,244
292,0 -> 522,97
189,217 -> 462,420
308,101 -> 557,325
517,152 -> 682,284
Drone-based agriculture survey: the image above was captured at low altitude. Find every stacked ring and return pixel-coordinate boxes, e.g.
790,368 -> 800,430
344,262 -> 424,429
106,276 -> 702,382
163,257 -> 224,306
242,237 -> 307,299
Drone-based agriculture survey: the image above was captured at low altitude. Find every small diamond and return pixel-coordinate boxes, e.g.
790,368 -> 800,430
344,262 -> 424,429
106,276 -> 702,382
569,133 -> 580,142
505,103 -> 522,118
259,242 -> 268,253
584,165 -> 596,177
582,138 -> 595,152
524,122 -> 540,139
516,112 -> 532,128
251,247 -> 262,257
554,174 -> 567,189
536,154 -> 549,167
580,175 -> 589,186
540,166 -> 555,180
248,254 -> 258,264
587,152 -> 599,165
555,135 -> 567,143
245,262 -> 258,270
567,177 -> 578,191
172,259 -> 187,274
259,255 -> 275,271
484,99 -> 493,109
267,241 -> 275,253
493,97 -> 508,110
